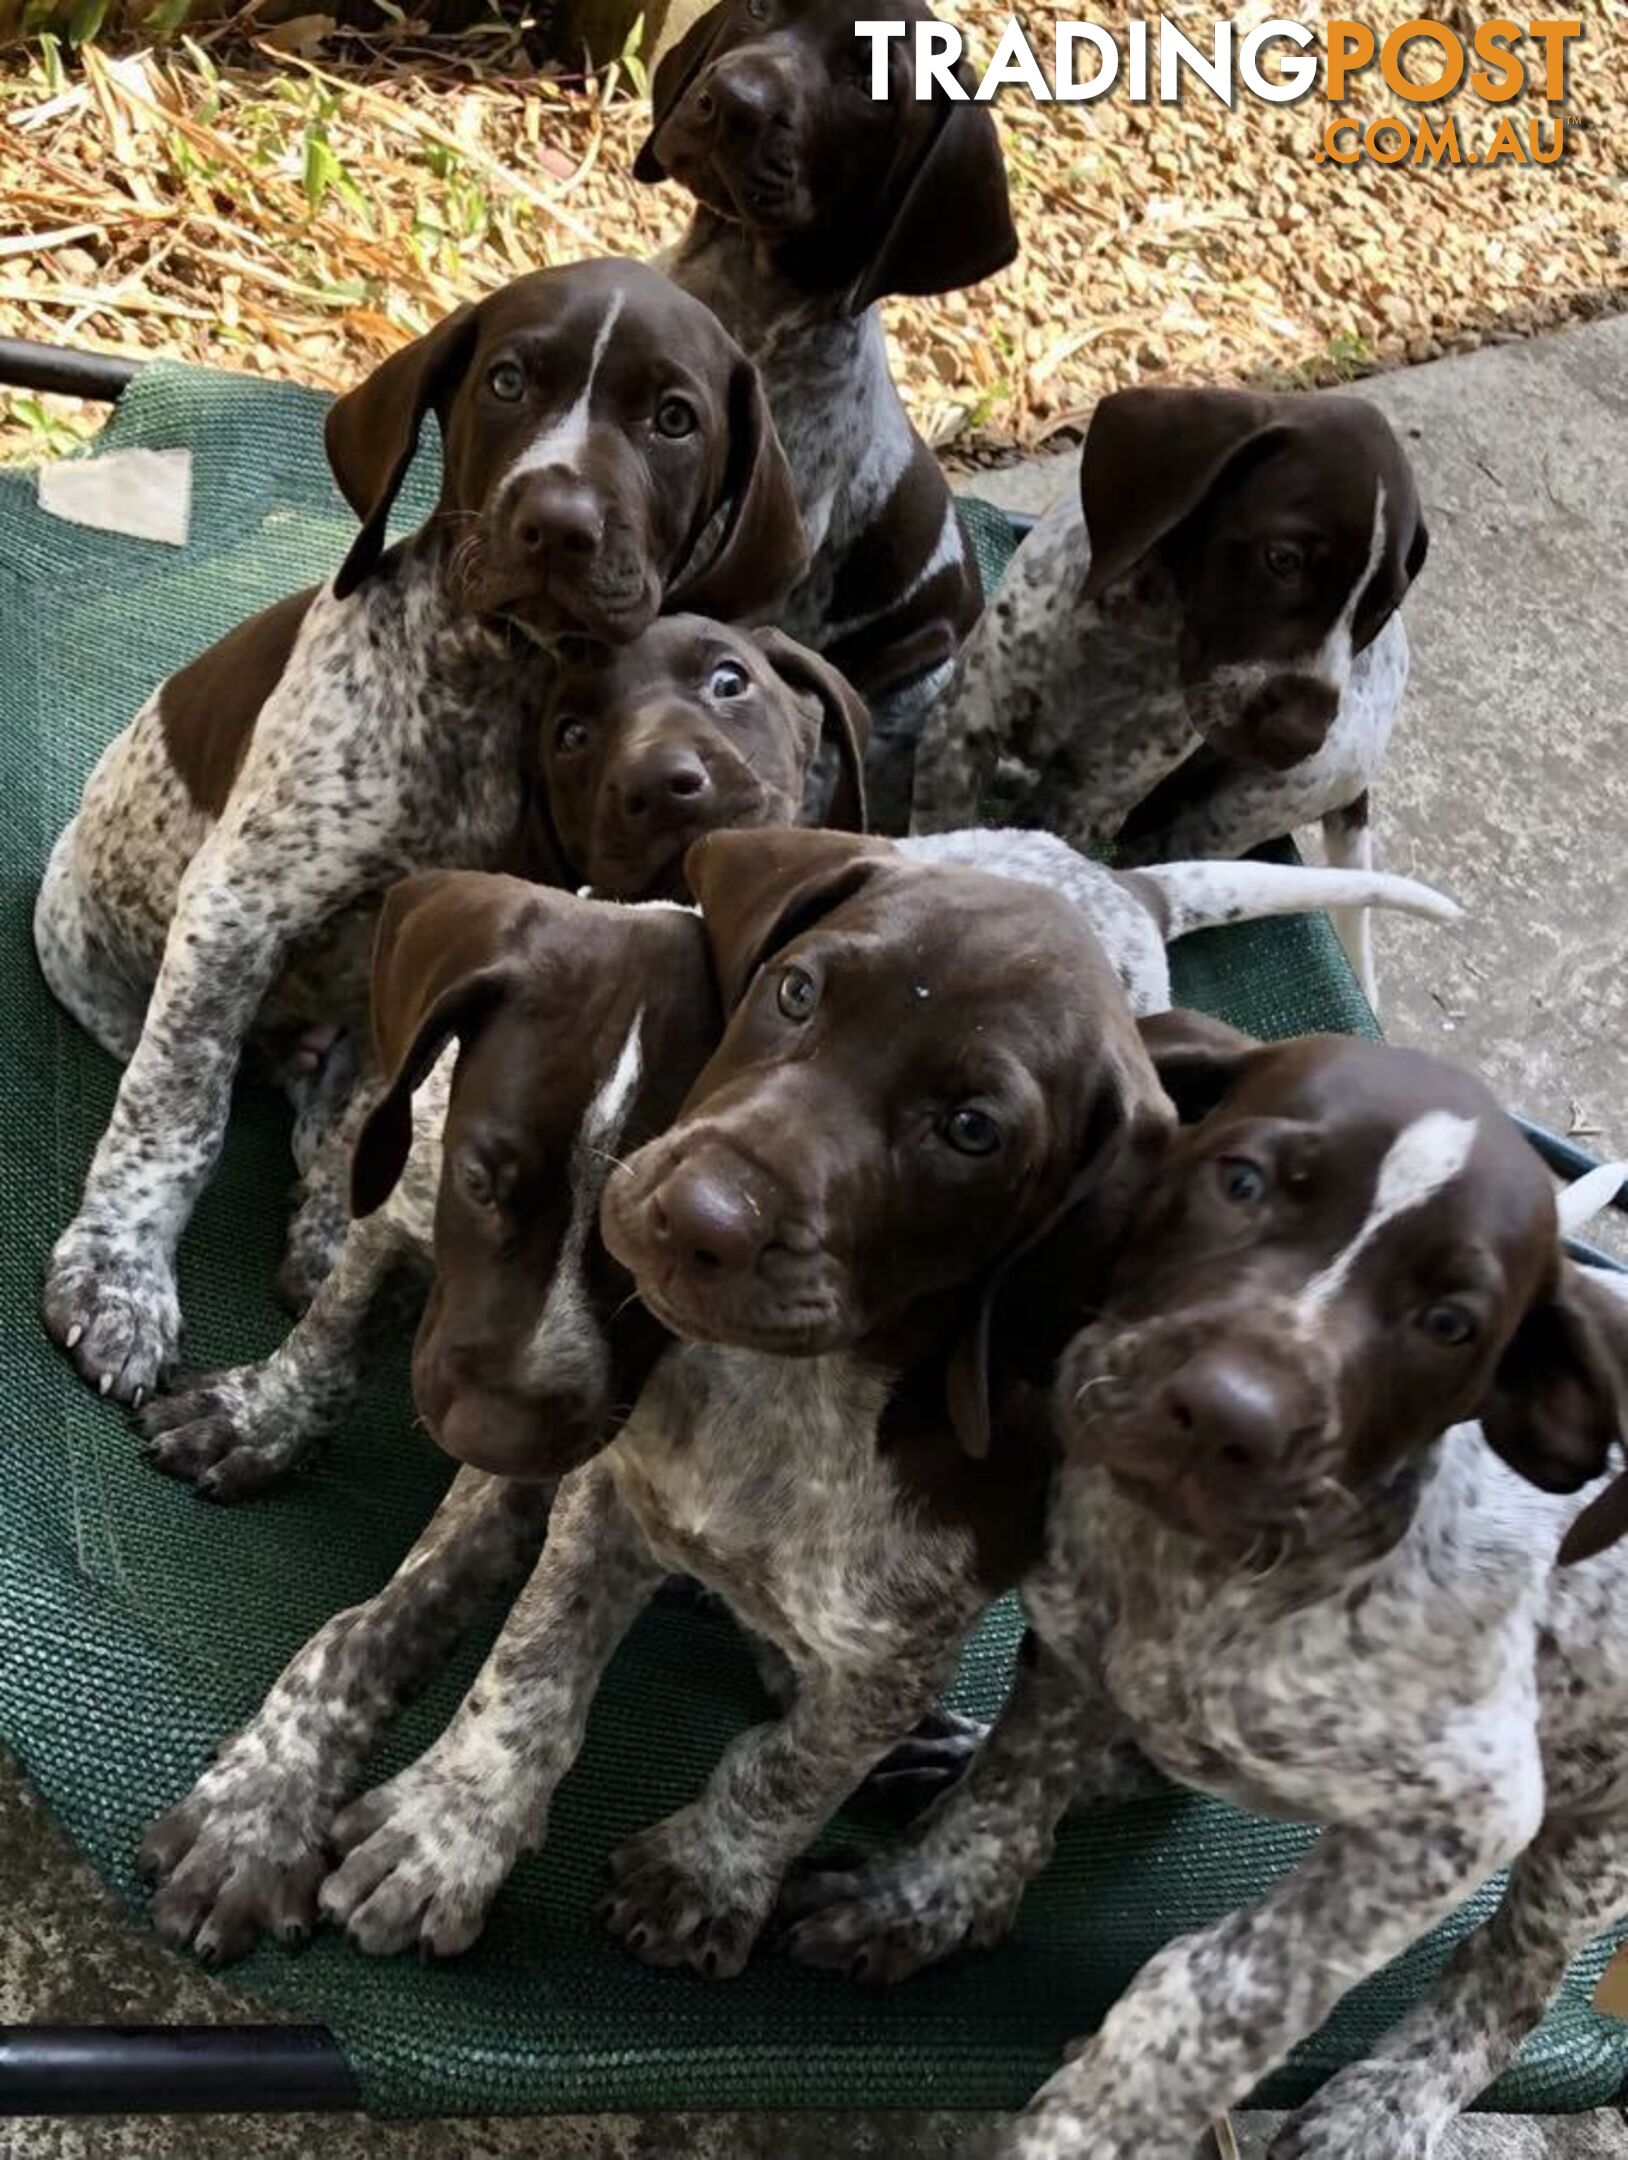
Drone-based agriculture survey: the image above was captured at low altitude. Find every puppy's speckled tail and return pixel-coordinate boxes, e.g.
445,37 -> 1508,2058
1120,862 -> 1462,943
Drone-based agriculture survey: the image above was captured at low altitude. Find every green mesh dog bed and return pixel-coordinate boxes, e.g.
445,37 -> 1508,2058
1,363 -> 1624,2119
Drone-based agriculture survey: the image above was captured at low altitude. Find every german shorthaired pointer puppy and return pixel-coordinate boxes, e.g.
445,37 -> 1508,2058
141,831 -> 1167,1966
637,0 -> 1017,832
912,386 -> 1430,1002
36,258 -> 805,1406
782,1017 -> 1628,2160
529,615 -> 869,897
136,869 -> 719,1501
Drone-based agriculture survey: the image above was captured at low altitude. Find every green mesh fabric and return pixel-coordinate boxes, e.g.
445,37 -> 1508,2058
0,366 -> 1622,2119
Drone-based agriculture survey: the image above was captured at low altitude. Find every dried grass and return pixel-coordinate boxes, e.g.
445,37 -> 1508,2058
1,2 -> 1624,465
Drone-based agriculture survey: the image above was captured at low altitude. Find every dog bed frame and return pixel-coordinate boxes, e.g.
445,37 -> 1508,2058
1,336 -> 1624,2121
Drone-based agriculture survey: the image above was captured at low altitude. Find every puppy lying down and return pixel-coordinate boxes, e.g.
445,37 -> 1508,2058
138,830 -> 1455,1495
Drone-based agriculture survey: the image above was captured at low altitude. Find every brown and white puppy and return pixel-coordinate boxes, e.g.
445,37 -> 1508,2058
140,833 -> 1156,1964
528,617 -> 869,899
36,258 -> 805,1407
186,832 -> 1163,1972
638,0 -> 1017,832
912,387 -> 1429,1003
780,1019 -> 1628,2160
138,869 -> 720,1500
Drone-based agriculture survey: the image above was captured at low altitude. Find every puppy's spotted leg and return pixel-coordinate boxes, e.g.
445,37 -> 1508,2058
1000,1810 -> 1540,2160
140,1467 -> 549,1965
783,1632 -> 1153,1982
44,799 -> 378,1402
320,1459 -> 663,1959
137,1209 -> 415,1500
601,1653 -> 967,1982
1269,1813 -> 1628,2160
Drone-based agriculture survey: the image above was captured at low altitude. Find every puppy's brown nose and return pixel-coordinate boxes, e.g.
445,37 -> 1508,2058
508,472 -> 603,563
617,744 -> 714,826
699,58 -> 787,136
1161,1354 -> 1298,1474
649,1162 -> 768,1275
1239,676 -> 1341,770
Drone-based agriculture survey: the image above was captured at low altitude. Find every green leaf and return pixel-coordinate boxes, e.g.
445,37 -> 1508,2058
304,129 -> 343,209
67,0 -> 109,41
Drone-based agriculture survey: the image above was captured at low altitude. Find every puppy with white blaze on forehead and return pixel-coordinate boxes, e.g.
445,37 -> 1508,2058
35,258 -> 806,1411
911,384 -> 1429,1004
782,1018 -> 1628,2160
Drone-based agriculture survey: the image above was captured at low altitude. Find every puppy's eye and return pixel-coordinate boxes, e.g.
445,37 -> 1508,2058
940,1104 -> 1002,1157
1217,1157 -> 1268,1205
459,1153 -> 499,1207
1263,540 -> 1306,583
487,359 -> 526,403
777,964 -> 817,1021
655,393 -> 699,440
745,0 -> 768,19
1417,1300 -> 1478,1349
709,660 -> 749,699
554,714 -> 590,755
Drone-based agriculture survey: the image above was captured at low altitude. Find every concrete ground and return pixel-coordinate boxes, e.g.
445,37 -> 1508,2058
4,318 -> 1626,2154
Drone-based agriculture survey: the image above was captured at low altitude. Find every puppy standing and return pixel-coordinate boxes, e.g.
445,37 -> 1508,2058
912,386 -> 1429,1000
636,0 -> 1017,831
784,1021 -> 1628,2160
36,259 -> 804,1404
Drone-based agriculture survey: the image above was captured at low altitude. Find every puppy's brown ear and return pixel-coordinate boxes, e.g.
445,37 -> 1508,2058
666,360 -> 808,622
1079,387 -> 1281,602
851,75 -> 1016,312
327,307 -> 479,601
946,1042 -> 1174,1459
753,628 -> 869,832
1138,1008 -> 1264,1123
351,871 -> 541,1217
633,2 -> 726,182
682,826 -> 891,1010
1478,1265 -> 1628,1562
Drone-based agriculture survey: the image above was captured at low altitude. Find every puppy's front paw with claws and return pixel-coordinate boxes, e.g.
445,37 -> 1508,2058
138,1366 -> 319,1501
44,1224 -> 180,1404
780,1844 -> 1022,1983
599,1809 -> 775,1979
320,1767 -> 522,1959
139,1766 -> 331,1965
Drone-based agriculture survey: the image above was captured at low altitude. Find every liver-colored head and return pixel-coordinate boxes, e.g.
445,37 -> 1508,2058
1080,386 -> 1429,771
324,257 -> 807,635
1052,1012 -> 1628,1561
636,0 -> 1015,310
352,870 -> 721,1480
600,828 -> 1168,1449
530,616 -> 867,900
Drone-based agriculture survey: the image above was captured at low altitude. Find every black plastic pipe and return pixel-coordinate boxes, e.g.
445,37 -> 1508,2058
0,337 -> 142,402
0,2025 -> 360,2114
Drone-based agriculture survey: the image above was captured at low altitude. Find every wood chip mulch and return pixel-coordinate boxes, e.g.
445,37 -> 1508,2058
1,1 -> 1624,463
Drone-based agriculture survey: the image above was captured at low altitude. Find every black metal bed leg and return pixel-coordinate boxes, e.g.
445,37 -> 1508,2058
0,2025 -> 360,2115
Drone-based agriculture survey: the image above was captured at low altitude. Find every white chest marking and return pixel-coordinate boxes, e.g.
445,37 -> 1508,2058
1299,1109 -> 1479,1317
505,292 -> 625,485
